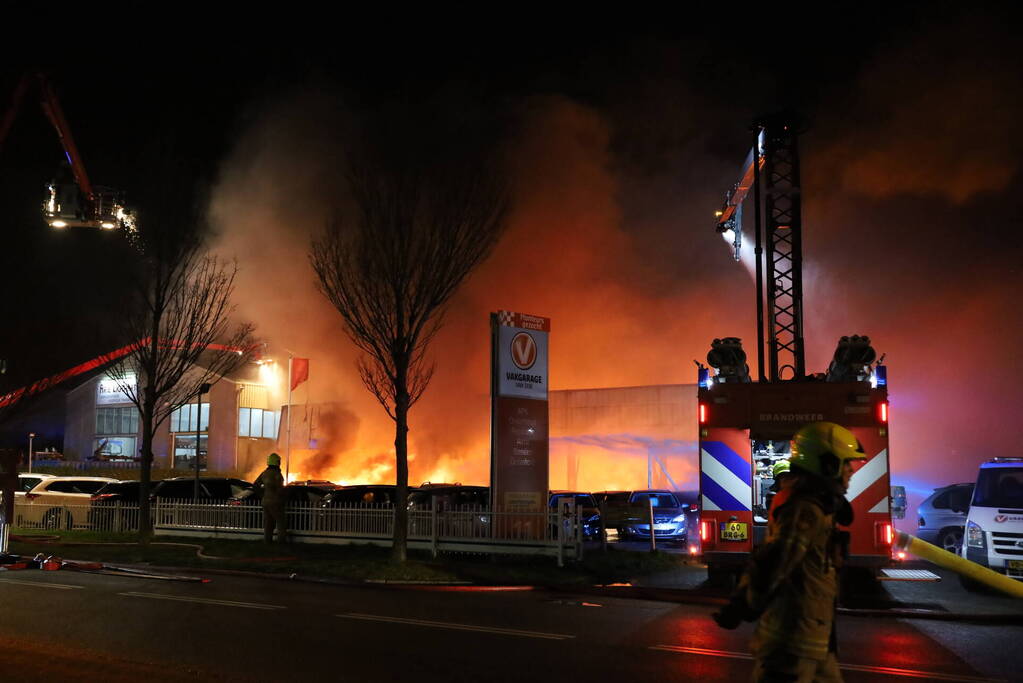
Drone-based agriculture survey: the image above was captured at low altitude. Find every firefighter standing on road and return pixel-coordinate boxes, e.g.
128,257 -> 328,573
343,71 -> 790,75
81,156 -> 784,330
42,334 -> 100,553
254,453 -> 286,543
713,421 -> 865,682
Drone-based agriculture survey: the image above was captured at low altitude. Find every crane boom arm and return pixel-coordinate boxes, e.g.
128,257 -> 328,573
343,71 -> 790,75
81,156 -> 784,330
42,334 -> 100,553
36,73 -> 95,199
715,129 -> 765,230
0,72 -> 96,199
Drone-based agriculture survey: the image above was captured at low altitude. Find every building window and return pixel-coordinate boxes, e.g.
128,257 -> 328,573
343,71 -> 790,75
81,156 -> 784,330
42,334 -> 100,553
173,435 -> 208,470
169,403 -> 210,433
96,407 -> 139,435
93,437 -> 137,461
238,408 -> 279,439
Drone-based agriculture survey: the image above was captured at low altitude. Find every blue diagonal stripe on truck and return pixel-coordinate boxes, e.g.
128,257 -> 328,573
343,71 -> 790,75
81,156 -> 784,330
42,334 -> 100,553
700,471 -> 749,512
701,441 -> 752,485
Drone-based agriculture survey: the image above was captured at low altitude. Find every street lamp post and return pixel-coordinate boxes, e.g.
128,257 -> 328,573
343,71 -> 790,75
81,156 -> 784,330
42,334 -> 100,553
28,433 -> 35,473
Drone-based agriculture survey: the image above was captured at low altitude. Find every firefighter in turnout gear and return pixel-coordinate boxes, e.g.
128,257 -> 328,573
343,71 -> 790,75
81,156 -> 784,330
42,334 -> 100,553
255,453 -> 286,543
713,422 -> 865,682
765,459 -> 796,518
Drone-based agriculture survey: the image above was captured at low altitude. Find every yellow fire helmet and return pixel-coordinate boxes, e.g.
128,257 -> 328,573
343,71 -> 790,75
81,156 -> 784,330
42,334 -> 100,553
267,452 -> 282,467
772,460 -> 791,479
790,422 -> 866,479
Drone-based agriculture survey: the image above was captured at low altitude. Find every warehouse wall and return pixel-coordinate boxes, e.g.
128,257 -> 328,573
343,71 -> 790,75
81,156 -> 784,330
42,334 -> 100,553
549,384 -> 698,492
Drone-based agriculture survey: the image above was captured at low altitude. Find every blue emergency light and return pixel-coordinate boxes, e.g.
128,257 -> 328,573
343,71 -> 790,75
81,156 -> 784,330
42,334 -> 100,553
871,365 -> 887,388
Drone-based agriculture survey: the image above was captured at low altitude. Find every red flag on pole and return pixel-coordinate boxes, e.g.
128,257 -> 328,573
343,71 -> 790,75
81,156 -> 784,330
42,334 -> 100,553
290,358 -> 309,391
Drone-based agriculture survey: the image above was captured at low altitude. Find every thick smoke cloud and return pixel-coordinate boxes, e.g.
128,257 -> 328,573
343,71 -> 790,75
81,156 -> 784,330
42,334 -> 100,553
816,19 -> 1021,205
209,15 -> 1023,523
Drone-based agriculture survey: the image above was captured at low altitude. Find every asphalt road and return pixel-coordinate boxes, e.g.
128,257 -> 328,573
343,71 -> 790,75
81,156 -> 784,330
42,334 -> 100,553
1,569 -> 1017,682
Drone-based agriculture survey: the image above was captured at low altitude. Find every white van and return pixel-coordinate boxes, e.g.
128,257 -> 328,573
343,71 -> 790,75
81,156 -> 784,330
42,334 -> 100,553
962,458 -> 1023,582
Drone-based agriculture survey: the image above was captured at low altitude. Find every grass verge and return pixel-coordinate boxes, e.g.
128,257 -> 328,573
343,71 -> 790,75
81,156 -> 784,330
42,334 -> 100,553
8,530 -> 686,585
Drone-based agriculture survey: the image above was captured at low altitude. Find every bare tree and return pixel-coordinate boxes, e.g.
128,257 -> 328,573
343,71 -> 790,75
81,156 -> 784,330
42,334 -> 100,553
110,224 -> 255,538
310,128 -> 507,561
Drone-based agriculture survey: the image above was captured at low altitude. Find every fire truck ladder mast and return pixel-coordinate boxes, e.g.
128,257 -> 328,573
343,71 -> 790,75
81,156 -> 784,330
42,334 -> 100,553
716,115 -> 806,382
762,119 -> 805,381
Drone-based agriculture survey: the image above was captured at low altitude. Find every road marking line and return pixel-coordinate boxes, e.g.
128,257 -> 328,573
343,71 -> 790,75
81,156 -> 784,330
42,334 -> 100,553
0,578 -> 84,590
119,591 -> 286,610
652,645 -> 752,660
650,645 -> 1003,682
839,663 -> 1003,683
337,613 -> 574,640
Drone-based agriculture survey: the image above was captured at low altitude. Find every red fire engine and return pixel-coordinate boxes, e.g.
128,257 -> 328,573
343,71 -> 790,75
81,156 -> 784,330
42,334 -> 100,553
697,115 -> 894,580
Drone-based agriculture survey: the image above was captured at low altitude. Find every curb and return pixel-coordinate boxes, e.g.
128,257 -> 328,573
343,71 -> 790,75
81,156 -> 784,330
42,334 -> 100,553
90,562 -> 481,589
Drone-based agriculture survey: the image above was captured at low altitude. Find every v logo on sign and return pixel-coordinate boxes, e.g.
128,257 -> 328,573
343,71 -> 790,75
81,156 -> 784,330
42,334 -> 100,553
512,333 -> 536,369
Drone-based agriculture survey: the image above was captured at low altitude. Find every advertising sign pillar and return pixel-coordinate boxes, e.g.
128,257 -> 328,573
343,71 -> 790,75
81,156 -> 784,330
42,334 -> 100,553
0,449 -> 18,554
490,311 -> 550,539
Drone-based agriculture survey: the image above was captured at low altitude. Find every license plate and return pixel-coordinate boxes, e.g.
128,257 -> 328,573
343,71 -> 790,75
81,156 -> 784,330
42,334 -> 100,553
720,521 -> 748,541
1008,560 -> 1023,570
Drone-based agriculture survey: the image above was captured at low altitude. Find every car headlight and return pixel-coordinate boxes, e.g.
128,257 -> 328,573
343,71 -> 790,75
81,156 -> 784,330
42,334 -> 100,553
672,514 -> 686,523
966,520 -> 986,549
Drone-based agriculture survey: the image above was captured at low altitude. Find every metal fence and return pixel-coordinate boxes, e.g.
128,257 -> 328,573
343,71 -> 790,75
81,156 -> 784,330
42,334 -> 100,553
12,500 -> 138,534
11,499 -> 582,563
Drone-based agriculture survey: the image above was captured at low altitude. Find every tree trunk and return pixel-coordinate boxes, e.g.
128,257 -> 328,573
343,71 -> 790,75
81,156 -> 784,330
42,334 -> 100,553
137,397 -> 156,541
392,389 -> 410,563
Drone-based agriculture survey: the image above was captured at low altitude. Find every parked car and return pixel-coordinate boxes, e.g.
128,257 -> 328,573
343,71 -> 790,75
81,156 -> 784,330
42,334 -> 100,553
146,477 -> 252,529
19,476 -> 119,529
408,485 -> 490,538
548,491 -> 601,539
288,479 -> 342,490
409,485 -> 488,509
150,477 -> 253,502
88,480 -> 162,531
321,485 -> 399,508
916,483 -> 974,554
231,482 -> 340,507
618,490 -> 688,543
15,473 -> 55,500
317,485 -> 400,534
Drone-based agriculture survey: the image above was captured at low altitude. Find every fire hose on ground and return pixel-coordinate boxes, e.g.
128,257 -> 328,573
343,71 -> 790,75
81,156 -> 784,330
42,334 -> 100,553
895,530 -> 1023,599
0,533 -> 254,582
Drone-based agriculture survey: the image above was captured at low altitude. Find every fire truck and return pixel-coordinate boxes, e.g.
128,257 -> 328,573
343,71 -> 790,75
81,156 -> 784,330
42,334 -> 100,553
697,115 -> 893,580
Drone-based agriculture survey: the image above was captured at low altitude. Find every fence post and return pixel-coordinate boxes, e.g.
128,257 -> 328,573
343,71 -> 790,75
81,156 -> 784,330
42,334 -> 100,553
648,497 -> 657,552
599,501 -> 608,553
431,497 -> 438,559
556,501 -> 565,567
576,504 -> 584,561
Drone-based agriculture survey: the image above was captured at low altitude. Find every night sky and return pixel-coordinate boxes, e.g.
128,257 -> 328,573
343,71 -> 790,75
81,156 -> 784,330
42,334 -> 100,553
1,9 -> 1021,508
